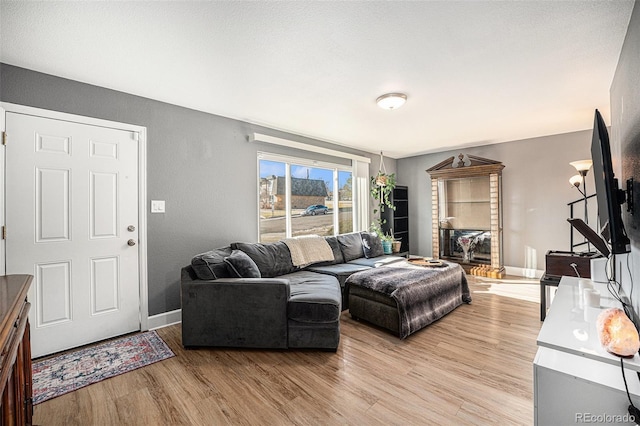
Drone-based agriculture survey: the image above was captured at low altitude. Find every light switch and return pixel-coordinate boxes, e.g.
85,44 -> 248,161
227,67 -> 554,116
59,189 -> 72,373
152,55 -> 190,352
151,200 -> 165,213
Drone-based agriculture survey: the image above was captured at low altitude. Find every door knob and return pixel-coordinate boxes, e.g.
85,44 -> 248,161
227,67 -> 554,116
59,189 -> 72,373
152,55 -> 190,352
127,239 -> 136,246
127,225 -> 136,232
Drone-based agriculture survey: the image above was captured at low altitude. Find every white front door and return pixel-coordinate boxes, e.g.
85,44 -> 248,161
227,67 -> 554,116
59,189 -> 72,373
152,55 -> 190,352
6,111 -> 141,357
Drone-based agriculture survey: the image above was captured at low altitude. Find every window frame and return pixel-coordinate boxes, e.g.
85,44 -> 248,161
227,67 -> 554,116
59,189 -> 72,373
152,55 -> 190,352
257,152 -> 356,240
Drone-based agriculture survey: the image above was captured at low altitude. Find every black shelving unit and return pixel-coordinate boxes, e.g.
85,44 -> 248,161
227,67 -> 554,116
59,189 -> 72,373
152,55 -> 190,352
381,185 -> 409,253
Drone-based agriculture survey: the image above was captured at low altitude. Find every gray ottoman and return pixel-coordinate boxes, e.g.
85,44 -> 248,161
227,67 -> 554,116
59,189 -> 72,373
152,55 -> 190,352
347,261 -> 471,338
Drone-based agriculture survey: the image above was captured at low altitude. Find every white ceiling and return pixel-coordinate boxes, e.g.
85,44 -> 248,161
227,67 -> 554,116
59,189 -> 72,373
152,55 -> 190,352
0,1 -> 635,158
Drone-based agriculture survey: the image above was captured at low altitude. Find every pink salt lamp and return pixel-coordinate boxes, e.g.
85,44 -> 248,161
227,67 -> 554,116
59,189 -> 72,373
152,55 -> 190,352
597,308 -> 640,357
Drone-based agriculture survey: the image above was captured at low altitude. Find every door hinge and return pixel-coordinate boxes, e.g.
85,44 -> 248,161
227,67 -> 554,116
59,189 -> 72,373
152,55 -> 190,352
2,132 -> 6,145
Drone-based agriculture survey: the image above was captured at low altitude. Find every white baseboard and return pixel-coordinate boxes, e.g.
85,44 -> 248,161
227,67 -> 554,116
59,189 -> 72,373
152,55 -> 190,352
147,309 -> 182,330
504,265 -> 544,279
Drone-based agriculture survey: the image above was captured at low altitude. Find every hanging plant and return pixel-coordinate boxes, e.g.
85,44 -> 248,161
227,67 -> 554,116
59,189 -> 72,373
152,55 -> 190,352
370,172 -> 396,213
375,173 -> 388,187
370,151 -> 397,214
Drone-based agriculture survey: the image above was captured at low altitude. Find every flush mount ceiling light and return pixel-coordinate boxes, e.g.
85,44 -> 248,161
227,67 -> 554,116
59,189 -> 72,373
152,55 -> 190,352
376,93 -> 407,110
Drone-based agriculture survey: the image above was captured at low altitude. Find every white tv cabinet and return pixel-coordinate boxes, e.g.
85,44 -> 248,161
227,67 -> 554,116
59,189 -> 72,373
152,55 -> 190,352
534,276 -> 640,425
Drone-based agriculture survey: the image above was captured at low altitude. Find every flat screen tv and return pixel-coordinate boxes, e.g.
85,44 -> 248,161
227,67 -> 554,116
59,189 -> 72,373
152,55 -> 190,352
591,109 -> 630,254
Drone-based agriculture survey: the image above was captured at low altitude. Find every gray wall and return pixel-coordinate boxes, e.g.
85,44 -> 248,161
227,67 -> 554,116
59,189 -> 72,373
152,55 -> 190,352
397,130 -> 595,271
611,1 -> 640,313
0,63 -> 390,316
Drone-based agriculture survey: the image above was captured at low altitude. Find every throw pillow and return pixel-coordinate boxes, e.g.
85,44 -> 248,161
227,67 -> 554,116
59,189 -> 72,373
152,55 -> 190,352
325,236 -> 345,264
191,246 -> 233,280
231,241 -> 297,278
361,232 -> 384,258
224,250 -> 261,278
337,232 -> 365,262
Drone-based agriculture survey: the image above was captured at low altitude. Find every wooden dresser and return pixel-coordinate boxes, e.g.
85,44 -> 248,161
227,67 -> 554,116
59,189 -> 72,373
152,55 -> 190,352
0,275 -> 33,425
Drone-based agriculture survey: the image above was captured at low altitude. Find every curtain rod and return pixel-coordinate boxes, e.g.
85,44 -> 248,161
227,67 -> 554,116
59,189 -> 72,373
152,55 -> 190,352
249,132 -> 371,164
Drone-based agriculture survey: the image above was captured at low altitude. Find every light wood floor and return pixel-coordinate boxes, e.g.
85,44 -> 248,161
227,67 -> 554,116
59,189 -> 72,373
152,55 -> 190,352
33,275 -> 542,425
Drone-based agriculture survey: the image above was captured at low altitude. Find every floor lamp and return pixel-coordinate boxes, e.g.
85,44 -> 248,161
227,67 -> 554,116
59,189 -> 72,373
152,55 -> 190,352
570,159 -> 593,251
569,159 -> 593,222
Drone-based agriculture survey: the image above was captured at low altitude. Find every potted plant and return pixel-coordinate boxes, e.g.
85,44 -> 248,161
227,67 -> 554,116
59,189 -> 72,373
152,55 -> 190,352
392,235 -> 402,254
385,227 -> 402,254
370,221 -> 394,254
381,233 -> 394,254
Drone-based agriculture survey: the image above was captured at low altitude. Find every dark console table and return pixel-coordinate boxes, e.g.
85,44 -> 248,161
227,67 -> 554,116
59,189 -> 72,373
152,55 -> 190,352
539,272 -> 560,321
0,275 -> 33,425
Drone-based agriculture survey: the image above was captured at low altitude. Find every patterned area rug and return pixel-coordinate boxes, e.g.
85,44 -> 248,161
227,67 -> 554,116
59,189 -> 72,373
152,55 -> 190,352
32,330 -> 175,405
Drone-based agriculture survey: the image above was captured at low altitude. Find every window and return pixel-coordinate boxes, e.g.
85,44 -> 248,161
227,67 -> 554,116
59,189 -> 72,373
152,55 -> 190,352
259,160 -> 287,242
259,154 -> 354,243
338,171 -> 353,234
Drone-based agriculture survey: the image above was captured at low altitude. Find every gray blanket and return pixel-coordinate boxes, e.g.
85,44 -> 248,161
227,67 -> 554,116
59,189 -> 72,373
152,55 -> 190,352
346,262 -> 471,339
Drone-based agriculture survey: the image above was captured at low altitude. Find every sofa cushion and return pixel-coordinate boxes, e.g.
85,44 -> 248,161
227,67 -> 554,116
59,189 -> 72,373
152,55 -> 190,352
280,271 -> 341,323
360,232 -> 384,258
306,263 -> 370,288
191,246 -> 233,280
348,255 -> 405,268
304,263 -> 370,311
232,241 -> 298,278
337,232 -> 364,262
224,250 -> 262,278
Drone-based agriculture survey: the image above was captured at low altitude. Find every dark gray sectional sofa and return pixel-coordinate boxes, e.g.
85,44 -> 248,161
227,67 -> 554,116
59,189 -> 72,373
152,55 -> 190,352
180,232 -> 403,351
